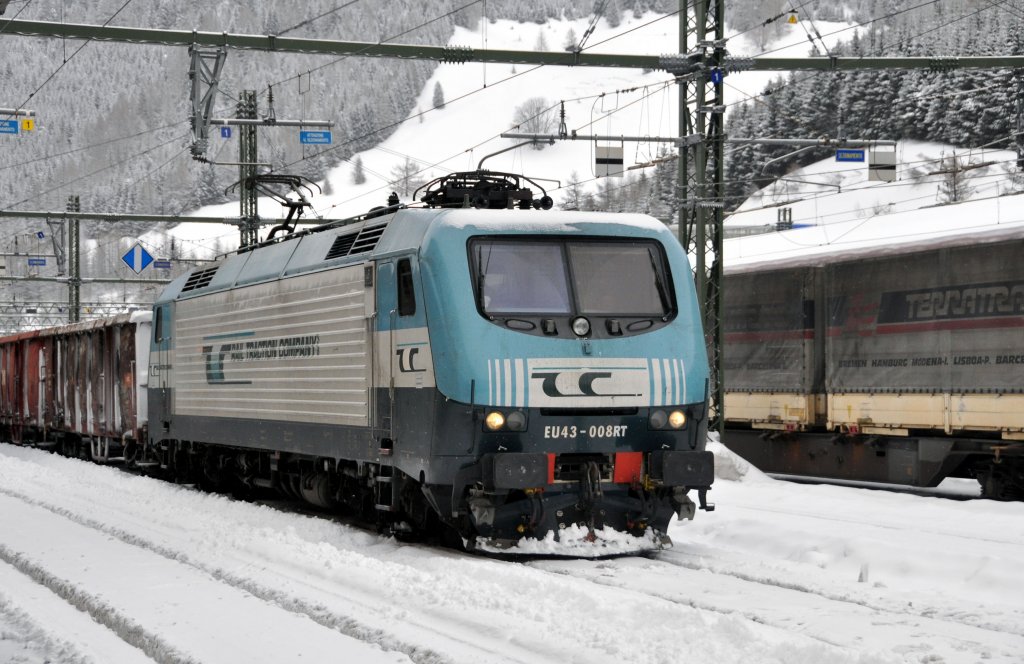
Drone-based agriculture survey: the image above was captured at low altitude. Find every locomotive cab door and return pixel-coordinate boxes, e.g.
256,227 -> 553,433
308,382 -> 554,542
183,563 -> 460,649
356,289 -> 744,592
151,303 -> 173,433
375,261 -> 398,442
375,255 -> 429,451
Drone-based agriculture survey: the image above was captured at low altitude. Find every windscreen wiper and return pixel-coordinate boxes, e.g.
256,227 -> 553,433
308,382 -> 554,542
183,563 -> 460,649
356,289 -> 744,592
648,247 -> 670,315
476,245 -> 490,313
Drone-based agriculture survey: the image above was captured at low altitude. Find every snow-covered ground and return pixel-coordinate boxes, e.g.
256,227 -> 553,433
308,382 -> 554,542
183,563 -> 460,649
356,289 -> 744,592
1,442 -> 1021,664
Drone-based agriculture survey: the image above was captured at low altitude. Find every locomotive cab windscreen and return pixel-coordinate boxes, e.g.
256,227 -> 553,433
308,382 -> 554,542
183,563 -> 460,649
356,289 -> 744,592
469,238 -> 675,337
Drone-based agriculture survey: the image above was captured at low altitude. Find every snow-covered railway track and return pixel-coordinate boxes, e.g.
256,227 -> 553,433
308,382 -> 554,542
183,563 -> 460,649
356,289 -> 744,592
0,447 -> 532,664
652,548 -> 1024,638
529,549 -> 1024,664
0,488 -> 417,664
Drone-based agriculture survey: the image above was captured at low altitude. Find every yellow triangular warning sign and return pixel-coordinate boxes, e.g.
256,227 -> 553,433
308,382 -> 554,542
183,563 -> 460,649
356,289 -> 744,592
787,12 -> 799,25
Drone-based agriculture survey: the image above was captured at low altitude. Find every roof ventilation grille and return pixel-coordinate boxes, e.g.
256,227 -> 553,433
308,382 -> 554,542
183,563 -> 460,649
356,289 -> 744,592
324,221 -> 389,261
181,267 -> 219,293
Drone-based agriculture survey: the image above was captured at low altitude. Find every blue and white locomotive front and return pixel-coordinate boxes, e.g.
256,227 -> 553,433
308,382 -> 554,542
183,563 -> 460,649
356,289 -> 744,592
411,208 -> 713,548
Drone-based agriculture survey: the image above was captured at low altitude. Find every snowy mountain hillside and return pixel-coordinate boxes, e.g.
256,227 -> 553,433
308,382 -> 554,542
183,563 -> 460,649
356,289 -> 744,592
723,141 -> 1024,270
154,10 -> 857,254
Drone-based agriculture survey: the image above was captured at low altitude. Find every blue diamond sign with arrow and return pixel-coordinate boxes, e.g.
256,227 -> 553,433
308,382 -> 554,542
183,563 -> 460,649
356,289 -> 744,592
122,243 -> 154,274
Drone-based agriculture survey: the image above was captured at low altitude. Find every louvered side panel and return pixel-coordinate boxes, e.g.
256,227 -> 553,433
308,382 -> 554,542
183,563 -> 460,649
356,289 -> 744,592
173,266 -> 370,427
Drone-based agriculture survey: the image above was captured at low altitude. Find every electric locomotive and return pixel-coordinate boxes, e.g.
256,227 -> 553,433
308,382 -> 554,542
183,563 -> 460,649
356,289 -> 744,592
144,171 -> 714,549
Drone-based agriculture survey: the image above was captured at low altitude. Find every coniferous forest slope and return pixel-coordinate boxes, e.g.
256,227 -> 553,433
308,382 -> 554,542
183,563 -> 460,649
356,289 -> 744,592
724,1 -> 1024,203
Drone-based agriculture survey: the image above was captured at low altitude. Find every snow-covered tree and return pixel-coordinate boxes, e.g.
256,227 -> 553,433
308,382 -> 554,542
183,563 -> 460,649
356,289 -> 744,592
563,28 -> 578,51
512,98 -> 555,149
352,156 -> 366,185
389,157 -> 425,197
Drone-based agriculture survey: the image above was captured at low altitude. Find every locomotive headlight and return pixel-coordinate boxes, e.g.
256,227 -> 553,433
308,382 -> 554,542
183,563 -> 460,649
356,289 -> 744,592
649,409 -> 668,429
506,410 -> 527,431
669,410 -> 687,429
571,316 -> 591,337
485,411 -> 506,431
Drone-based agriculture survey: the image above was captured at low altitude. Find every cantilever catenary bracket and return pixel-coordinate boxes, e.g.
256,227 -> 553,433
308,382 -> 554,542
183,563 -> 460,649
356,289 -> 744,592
188,44 -> 227,160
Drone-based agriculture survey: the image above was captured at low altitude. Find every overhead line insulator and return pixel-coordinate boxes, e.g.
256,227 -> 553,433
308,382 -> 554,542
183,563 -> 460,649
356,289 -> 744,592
441,45 -> 473,64
928,57 -> 960,72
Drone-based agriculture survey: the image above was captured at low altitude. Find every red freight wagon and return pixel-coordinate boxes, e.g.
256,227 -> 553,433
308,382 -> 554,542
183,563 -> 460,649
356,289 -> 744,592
0,328 -> 44,445
0,312 -> 151,461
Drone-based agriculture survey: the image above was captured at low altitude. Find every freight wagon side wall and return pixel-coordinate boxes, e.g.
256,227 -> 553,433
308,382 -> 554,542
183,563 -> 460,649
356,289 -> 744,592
0,335 -> 44,441
826,240 -> 1024,437
0,315 -> 142,445
46,317 -> 141,442
133,313 -> 150,432
24,338 -> 43,431
723,266 -> 824,429
0,340 -> 21,425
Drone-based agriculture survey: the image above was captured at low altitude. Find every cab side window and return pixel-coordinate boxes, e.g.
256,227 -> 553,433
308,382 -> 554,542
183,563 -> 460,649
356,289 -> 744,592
154,306 -> 164,342
397,258 -> 416,317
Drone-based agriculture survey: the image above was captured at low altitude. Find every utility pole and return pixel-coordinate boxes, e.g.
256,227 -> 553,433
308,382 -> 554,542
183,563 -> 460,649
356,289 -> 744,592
671,0 -> 726,433
66,195 -> 81,322
1016,70 -> 1024,170
237,90 -> 260,247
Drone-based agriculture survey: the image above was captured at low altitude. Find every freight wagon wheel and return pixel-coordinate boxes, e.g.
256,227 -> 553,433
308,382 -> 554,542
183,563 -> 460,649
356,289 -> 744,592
58,436 -> 84,459
978,461 -> 1024,501
123,440 -> 138,465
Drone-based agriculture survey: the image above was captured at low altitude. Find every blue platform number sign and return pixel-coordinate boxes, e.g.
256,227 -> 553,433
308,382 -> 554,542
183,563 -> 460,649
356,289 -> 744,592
835,149 -> 866,163
220,126 -> 232,139
710,68 -> 724,85
0,119 -> 18,135
300,130 -> 332,145
122,243 -> 154,274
